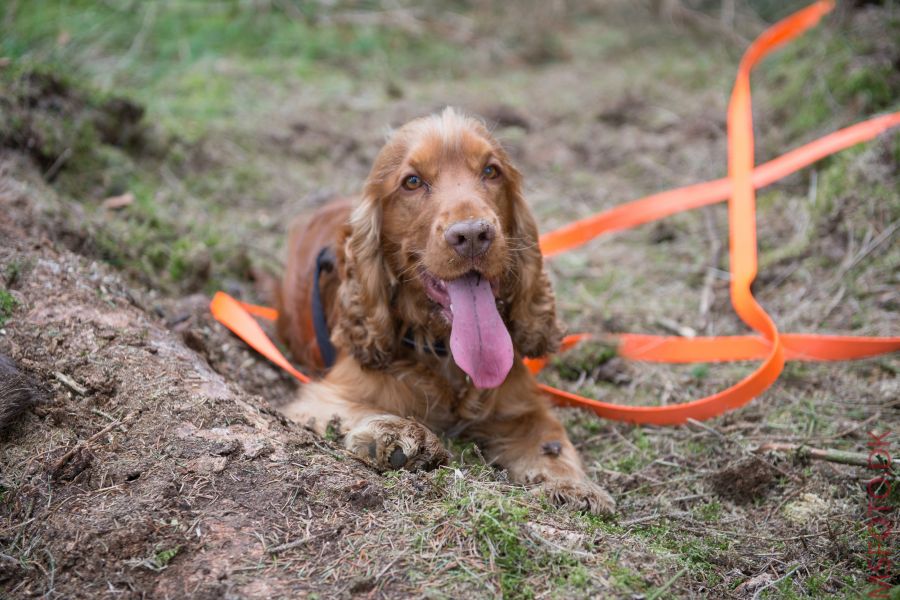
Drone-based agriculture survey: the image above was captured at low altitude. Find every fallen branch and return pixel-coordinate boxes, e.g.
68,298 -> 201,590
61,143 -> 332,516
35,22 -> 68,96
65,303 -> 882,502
754,442 -> 895,472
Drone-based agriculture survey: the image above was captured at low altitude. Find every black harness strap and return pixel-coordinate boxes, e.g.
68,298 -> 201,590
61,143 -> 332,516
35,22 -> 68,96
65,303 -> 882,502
312,246 -> 338,368
312,245 -> 449,367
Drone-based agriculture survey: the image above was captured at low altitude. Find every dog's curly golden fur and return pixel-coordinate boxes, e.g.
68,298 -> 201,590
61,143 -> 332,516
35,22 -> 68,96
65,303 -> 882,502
276,107 -> 613,515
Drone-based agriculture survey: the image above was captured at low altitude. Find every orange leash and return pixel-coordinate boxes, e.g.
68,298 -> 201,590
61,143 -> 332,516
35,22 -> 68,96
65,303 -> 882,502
533,0 -> 898,425
210,294 -> 309,384
210,0 -> 899,425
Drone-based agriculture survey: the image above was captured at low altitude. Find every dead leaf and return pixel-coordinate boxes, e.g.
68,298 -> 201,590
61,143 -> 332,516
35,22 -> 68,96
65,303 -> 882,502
102,192 -> 135,211
734,572 -> 774,595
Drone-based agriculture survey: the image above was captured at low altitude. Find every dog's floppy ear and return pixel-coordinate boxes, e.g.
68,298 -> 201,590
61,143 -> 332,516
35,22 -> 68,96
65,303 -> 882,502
502,165 -> 564,358
331,191 -> 398,368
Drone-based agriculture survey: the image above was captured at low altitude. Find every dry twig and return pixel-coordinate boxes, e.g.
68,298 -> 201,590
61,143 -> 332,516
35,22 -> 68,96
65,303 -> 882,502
50,412 -> 135,475
267,527 -> 343,555
53,371 -> 87,396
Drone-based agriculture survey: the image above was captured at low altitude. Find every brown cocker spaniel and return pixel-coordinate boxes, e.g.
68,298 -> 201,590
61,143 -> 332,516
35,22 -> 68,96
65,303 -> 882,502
276,108 -> 614,515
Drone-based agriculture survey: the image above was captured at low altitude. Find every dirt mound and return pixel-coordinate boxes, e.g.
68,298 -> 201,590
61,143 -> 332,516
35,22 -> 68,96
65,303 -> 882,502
0,158 -> 388,598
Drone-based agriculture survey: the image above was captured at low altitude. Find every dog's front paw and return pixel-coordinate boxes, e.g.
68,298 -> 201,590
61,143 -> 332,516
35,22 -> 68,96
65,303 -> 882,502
345,415 -> 449,472
537,480 -> 616,517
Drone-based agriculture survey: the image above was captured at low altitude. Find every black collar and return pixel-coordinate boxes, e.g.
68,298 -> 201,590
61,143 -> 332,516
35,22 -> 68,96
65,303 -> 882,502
401,331 -> 448,357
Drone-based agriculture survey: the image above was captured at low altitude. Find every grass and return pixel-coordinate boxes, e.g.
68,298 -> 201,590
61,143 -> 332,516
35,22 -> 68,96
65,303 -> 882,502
0,62 -> 259,294
549,340 -> 617,381
0,289 -> 17,327
472,499 -> 535,598
0,64 -> 133,190
424,464 -> 625,598
759,8 -> 900,143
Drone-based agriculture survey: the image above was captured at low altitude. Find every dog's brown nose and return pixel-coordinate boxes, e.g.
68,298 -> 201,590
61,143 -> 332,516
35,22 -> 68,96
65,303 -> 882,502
444,219 -> 495,258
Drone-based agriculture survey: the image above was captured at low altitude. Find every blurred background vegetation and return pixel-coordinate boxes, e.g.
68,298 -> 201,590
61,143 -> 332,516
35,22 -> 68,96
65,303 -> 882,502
1,0 -> 896,295
7,1 -> 891,132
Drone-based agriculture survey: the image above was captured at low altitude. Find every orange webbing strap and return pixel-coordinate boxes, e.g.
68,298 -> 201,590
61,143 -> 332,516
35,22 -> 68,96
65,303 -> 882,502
239,301 -> 279,322
210,292 -> 310,383
533,0 -> 894,425
210,1 -> 899,425
523,332 -> 900,371
617,334 -> 900,363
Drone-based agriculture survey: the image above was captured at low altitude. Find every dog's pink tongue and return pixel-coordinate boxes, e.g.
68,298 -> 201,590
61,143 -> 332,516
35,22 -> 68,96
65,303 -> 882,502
447,273 -> 513,389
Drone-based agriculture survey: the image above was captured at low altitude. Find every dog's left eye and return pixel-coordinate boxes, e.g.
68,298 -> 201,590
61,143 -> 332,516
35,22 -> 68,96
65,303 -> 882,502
402,175 -> 423,190
483,165 -> 500,179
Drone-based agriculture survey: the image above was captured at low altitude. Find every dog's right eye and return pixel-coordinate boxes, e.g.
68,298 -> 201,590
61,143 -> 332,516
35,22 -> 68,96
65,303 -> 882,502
402,175 -> 423,191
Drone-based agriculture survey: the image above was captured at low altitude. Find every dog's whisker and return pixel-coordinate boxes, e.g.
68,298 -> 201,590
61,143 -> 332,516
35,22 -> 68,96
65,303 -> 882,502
395,257 -> 427,281
507,241 -> 539,252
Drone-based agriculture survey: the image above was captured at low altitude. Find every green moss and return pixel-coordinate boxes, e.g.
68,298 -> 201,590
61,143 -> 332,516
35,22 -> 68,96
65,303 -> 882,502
609,563 -> 648,593
556,563 -> 589,590
323,420 -> 340,443
152,546 -> 180,569
550,340 -> 618,381
434,468 -> 606,598
0,289 -> 17,327
694,501 -> 722,523
632,428 -> 651,452
440,485 -> 536,597
690,363 -> 710,380
630,522 -> 732,587
577,511 -> 624,535
614,455 -> 640,475
475,501 -> 535,599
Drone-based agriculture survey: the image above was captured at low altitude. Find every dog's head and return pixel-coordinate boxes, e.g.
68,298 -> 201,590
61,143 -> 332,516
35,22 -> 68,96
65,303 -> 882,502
334,107 -> 562,387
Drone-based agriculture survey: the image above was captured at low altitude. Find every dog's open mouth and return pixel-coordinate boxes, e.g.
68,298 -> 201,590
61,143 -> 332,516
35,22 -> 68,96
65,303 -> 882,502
420,270 -> 513,389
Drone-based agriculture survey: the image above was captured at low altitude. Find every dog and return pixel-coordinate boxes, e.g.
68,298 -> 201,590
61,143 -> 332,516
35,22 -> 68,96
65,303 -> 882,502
276,108 -> 614,515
